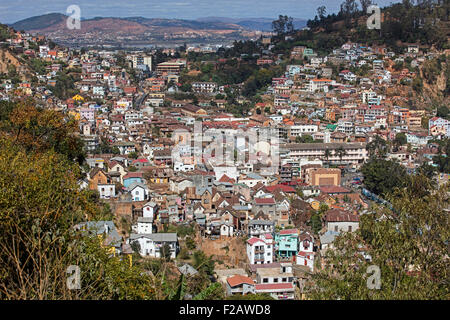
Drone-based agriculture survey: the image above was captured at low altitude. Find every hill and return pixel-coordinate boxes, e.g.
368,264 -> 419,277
10,13 -> 67,31
9,14 -> 267,47
196,17 -> 307,31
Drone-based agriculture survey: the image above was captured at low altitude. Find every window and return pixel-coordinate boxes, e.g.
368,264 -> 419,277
334,226 -> 338,232
274,278 -> 278,283
348,226 -> 352,232
263,278 -> 268,283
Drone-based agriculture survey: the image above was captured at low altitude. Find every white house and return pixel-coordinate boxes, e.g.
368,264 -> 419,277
129,182 -> 149,202
129,233 -> 178,258
142,201 -> 158,220
226,275 -> 255,296
325,209 -> 360,233
296,249 -> 315,271
97,183 -> 115,199
132,217 -> 153,234
246,234 -> 274,265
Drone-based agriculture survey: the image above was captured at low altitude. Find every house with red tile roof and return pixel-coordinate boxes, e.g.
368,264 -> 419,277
226,275 -> 255,296
246,233 -> 274,265
325,208 -> 360,233
254,282 -> 295,300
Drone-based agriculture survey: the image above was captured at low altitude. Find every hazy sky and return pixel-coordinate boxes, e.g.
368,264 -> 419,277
0,0 -> 401,24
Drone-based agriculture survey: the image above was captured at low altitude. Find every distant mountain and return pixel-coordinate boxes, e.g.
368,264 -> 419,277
196,17 -> 308,31
10,14 -> 244,33
8,13 -> 304,47
10,13 -> 67,31
10,14 -> 307,33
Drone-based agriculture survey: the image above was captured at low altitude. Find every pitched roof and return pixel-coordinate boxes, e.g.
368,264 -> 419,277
265,184 -> 296,193
325,209 -> 360,222
247,237 -> 265,245
255,283 -> 294,291
279,229 -> 298,235
218,174 -> 236,184
226,275 -> 254,287
319,186 -> 351,194
254,198 -> 276,205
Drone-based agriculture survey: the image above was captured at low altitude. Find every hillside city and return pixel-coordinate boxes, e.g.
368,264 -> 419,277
0,0 -> 448,301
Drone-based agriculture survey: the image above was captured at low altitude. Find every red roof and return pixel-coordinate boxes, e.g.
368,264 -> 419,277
265,185 -> 296,193
319,186 -> 351,194
123,172 -> 143,179
247,237 -> 265,245
227,275 -> 254,287
255,283 -> 294,291
297,251 -> 315,257
255,198 -> 276,205
279,229 -> 298,235
132,158 -> 149,164
325,209 -> 360,222
218,174 -> 236,184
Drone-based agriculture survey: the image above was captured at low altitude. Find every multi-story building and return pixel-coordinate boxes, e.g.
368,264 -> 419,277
191,82 -> 217,93
246,233 -> 274,265
289,124 -> 318,138
284,142 -> 368,165
248,220 -> 275,237
129,233 -> 178,258
274,229 -> 299,259
429,117 -> 450,137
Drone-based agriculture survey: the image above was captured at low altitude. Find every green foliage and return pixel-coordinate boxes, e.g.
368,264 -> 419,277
272,15 -> 294,35
309,212 -> 323,234
295,134 -> 316,143
192,250 -> 215,276
185,237 -> 196,250
436,105 -> 449,119
306,1 -> 448,52
308,178 -> 449,300
128,151 -> 138,159
193,282 -> 225,300
394,132 -> 407,147
366,135 -> 388,159
0,99 -> 85,164
361,158 -> 409,197
49,71 -> 79,99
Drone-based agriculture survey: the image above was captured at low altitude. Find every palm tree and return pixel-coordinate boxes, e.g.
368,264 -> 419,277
324,148 -> 331,164
335,147 -> 347,164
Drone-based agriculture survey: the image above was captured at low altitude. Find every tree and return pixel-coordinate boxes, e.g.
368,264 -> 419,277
0,137 -> 156,299
436,105 -> 449,119
296,134 -> 315,143
335,146 -> 347,164
128,151 -> 139,159
307,178 -> 449,299
309,213 -> 323,234
0,99 -> 86,164
160,243 -> 172,261
394,132 -> 407,148
324,149 -> 332,164
360,0 -> 373,13
192,250 -> 215,276
317,6 -> 327,20
361,158 -> 409,197
272,15 -> 294,35
366,135 -> 388,159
